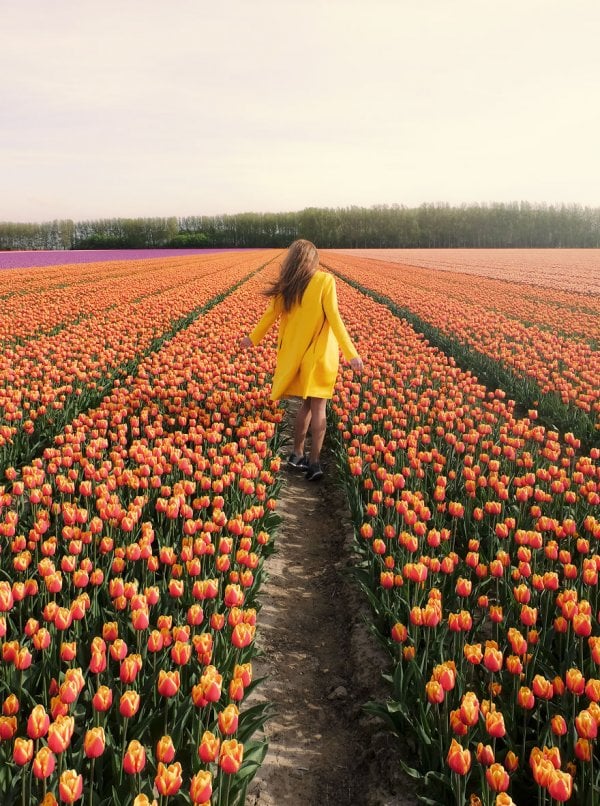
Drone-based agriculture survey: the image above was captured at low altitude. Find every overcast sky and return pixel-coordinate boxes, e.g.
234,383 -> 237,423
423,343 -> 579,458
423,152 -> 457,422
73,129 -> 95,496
2,0 -> 599,221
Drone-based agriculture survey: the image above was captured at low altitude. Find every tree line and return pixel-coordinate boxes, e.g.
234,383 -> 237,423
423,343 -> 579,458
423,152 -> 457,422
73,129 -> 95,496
1,202 -> 600,251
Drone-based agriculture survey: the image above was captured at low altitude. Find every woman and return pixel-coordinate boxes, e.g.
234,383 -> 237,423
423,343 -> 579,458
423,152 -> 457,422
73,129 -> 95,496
240,239 -> 363,481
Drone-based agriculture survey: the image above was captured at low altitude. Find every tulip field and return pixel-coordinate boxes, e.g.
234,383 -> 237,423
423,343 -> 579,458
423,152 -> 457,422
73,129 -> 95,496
0,248 -> 599,805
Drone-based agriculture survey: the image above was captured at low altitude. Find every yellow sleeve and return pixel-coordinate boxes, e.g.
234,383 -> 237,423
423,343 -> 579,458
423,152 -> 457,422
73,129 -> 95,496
249,297 -> 280,345
322,275 -> 358,361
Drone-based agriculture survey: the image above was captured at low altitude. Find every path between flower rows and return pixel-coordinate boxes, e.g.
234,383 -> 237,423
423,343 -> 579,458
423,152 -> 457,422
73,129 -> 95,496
246,404 -> 420,806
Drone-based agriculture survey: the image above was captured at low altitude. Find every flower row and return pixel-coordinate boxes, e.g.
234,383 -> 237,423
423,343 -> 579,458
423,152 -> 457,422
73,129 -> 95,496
0,260 -> 284,804
0,251 -> 275,468
329,274 -> 599,804
323,251 -> 600,429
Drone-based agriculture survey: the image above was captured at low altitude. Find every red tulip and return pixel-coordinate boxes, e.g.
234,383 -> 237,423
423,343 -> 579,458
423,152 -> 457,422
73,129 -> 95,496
190,770 -> 213,804
485,762 -> 509,792
13,737 -> 34,765
92,685 -> 113,712
119,690 -> 140,718
156,734 -> 176,763
123,740 -> 146,774
219,738 -> 244,774
48,715 -> 75,754
157,669 -> 180,698
447,738 -> 471,775
32,746 -> 56,780
27,704 -> 50,739
198,730 -> 220,763
83,727 -> 106,758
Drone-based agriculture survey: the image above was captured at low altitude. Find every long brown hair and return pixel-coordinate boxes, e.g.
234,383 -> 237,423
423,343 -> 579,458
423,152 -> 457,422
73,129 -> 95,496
265,239 -> 320,311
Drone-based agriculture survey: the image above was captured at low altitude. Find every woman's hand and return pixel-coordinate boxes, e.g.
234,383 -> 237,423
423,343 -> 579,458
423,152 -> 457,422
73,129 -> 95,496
350,356 -> 364,372
240,336 -> 253,349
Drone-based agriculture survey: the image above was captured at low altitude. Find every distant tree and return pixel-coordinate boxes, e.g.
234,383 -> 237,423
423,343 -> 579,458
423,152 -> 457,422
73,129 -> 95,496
2,203 -> 599,251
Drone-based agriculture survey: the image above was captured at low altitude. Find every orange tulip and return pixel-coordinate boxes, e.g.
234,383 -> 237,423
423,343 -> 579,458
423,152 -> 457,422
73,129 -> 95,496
155,762 -> 183,797
2,694 -> 19,716
32,746 -> 56,780
83,727 -> 106,759
483,646 -> 503,673
575,708 -> 598,739
156,735 -> 176,763
27,704 -> 50,739
198,730 -> 220,763
485,710 -> 506,738
218,703 -> 239,735
504,751 -> 518,772
464,643 -> 483,665
517,687 -> 535,710
58,769 -> 83,803
119,690 -> 140,718
547,769 -> 573,802
190,770 -> 213,804
476,742 -> 495,766
459,692 -> 480,727
575,737 -> 592,761
47,715 -> 75,754
92,685 -> 113,712
219,738 -> 244,774
565,667 -> 585,695
157,669 -> 181,698
447,738 -> 471,775
485,763 -> 509,792
119,653 -> 143,684
532,675 -> 553,700
123,740 -> 146,774
551,715 -> 567,736
13,737 -> 34,765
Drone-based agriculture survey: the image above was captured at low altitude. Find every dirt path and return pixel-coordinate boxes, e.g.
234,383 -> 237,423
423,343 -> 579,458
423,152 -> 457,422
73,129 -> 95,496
246,407 -> 419,806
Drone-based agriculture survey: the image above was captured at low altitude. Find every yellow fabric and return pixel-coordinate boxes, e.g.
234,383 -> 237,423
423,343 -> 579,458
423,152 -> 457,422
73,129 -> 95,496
249,271 -> 358,401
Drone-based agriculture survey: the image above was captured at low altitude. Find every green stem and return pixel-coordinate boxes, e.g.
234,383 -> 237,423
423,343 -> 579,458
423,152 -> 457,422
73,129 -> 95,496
120,717 -> 129,785
88,757 -> 95,806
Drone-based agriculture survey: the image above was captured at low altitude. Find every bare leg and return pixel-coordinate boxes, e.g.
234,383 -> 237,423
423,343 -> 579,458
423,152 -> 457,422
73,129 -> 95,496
293,398 -> 312,456
308,397 -> 327,463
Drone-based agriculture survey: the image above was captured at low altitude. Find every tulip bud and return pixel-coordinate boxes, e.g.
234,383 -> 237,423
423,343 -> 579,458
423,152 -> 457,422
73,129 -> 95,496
447,738 -> 471,775
84,727 -> 106,759
123,739 -> 146,774
190,770 -> 213,804
157,669 -> 180,698
156,735 -> 176,763
13,737 -> 34,765
119,690 -> 140,718
219,738 -> 244,774
27,704 -> 50,739
32,746 -> 56,780
198,730 -> 220,763
486,762 -> 509,792
59,769 -> 83,803
92,685 -> 113,713
47,715 -> 75,754
155,761 -> 183,797
217,704 -> 239,735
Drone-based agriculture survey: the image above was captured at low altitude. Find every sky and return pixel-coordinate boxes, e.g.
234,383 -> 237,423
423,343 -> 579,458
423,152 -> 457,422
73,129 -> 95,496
2,0 -> 600,222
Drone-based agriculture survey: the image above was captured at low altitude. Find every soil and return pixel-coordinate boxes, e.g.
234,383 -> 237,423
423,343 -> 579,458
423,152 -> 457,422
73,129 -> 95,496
246,405 -> 421,806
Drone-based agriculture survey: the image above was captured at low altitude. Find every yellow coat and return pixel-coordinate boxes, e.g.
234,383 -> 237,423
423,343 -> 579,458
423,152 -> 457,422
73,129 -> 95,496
249,271 -> 358,400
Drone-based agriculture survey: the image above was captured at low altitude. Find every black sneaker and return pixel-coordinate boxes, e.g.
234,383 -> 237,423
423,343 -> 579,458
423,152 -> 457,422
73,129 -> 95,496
287,453 -> 309,470
305,462 -> 324,482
